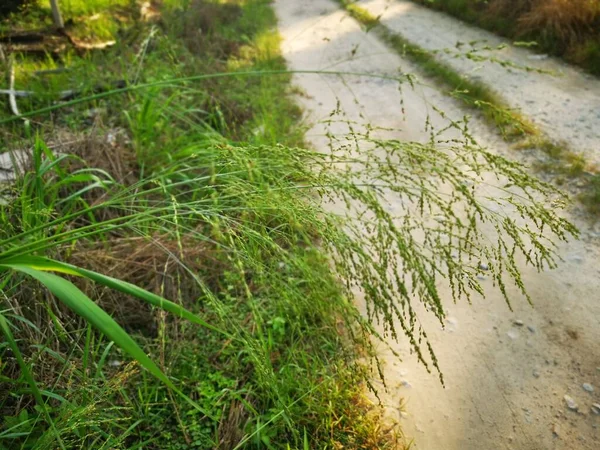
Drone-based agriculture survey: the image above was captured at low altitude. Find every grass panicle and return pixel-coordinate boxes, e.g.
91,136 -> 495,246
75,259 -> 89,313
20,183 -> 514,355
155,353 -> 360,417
337,0 -> 599,216
412,0 -> 600,76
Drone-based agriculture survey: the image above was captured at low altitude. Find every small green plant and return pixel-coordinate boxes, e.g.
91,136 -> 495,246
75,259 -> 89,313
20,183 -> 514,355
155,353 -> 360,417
581,173 -> 600,214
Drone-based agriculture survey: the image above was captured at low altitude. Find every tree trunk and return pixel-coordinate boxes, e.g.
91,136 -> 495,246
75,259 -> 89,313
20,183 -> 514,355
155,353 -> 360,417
49,0 -> 64,29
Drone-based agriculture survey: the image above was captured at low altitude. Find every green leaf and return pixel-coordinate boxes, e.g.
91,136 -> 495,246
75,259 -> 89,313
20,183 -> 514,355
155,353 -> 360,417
0,264 -> 211,418
1,256 -> 228,337
0,313 -> 65,449
3,266 -> 171,383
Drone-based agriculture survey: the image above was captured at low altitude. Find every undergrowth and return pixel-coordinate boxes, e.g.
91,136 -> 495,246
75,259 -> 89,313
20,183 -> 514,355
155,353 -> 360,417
0,1 -> 394,448
0,0 -> 578,449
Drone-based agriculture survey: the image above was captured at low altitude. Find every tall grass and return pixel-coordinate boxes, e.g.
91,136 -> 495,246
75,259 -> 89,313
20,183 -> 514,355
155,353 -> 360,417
0,89 -> 576,447
0,0 -> 578,448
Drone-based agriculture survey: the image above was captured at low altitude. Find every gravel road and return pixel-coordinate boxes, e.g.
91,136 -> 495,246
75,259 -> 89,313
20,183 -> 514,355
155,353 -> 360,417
274,0 -> 600,449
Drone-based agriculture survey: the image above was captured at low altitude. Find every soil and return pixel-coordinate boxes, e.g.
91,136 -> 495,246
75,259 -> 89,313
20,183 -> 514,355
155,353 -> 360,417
274,0 -> 600,449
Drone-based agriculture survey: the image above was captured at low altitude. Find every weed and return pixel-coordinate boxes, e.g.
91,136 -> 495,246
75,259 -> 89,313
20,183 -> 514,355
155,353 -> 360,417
0,1 -> 578,449
581,174 -> 600,215
515,136 -> 600,214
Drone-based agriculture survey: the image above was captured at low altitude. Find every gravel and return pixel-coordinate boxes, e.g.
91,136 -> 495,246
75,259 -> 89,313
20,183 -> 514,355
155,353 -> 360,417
564,395 -> 578,411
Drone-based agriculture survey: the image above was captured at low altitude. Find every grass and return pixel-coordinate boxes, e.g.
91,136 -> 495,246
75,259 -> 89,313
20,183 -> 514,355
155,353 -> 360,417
583,174 -> 600,215
0,1 -> 396,448
0,0 -> 132,41
336,0 -> 600,217
0,0 -> 580,449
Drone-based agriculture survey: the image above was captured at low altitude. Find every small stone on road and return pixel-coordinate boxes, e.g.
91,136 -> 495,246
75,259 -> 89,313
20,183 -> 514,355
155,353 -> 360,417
507,330 -> 519,340
564,395 -> 578,411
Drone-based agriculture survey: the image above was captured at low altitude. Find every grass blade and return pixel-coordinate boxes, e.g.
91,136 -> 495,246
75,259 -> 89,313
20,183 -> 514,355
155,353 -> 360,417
0,313 -> 65,449
0,264 -> 211,418
1,256 -> 228,337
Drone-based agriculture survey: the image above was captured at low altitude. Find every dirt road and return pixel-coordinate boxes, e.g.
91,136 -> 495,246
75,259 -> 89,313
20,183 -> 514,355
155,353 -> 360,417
274,0 -> 600,449
357,0 -> 600,166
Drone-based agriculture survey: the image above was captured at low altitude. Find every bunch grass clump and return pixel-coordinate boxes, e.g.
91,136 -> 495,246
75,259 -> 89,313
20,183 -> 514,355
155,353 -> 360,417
0,0 -> 578,449
0,98 -> 576,447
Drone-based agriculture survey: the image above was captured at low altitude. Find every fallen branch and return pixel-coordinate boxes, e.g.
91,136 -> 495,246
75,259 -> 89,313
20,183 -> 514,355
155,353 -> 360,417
0,29 -> 116,54
61,32 -> 116,50
0,80 -> 127,102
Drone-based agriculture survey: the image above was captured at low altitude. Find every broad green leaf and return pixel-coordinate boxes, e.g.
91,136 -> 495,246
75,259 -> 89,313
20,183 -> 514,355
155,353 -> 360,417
0,265 -> 210,417
1,255 -> 228,337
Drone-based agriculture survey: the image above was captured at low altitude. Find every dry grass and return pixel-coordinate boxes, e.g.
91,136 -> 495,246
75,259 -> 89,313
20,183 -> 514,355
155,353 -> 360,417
487,0 -> 530,17
519,0 -> 600,42
216,400 -> 250,450
69,234 -> 218,331
486,0 -> 600,42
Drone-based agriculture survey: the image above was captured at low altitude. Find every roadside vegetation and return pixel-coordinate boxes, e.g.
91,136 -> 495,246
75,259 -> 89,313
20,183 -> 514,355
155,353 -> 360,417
0,0 -> 578,449
413,0 -> 600,77
1,1 -> 393,448
338,0 -> 600,217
